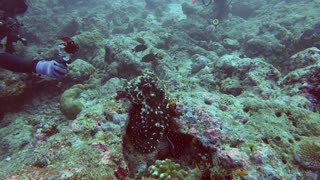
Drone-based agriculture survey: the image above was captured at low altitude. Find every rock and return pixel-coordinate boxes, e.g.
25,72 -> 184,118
245,36 -> 283,58
222,38 -> 240,50
285,47 -> 320,73
73,31 -> 103,61
181,3 -> 198,17
218,148 -> 249,167
211,54 -> 280,98
299,23 -> 320,49
231,0 -> 264,19
0,71 -> 28,113
281,64 -> 320,112
68,59 -> 95,82
0,71 -> 27,99
191,55 -> 209,74
100,78 -> 126,97
220,78 -> 243,96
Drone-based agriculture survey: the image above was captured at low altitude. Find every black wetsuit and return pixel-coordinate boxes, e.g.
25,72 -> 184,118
0,52 -> 37,73
214,0 -> 229,20
0,0 -> 31,73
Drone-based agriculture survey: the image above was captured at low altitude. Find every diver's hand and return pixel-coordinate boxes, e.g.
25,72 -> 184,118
35,60 -> 68,79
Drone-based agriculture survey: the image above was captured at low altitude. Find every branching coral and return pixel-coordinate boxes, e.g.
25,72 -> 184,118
148,159 -> 189,180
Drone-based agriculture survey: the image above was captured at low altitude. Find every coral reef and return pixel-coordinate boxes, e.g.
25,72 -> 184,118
1,0 -> 320,179
281,48 -> 320,112
284,47 -> 320,72
299,22 -> 320,50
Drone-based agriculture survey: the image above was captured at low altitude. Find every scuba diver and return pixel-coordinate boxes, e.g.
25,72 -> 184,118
0,0 -> 72,78
212,0 -> 230,21
193,0 -> 230,22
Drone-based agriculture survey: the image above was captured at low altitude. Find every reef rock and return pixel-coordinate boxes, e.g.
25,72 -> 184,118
67,59 -> 95,82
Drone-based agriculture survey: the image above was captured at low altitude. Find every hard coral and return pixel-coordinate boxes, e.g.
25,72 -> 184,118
294,137 -> 320,170
148,159 -> 191,180
59,84 -> 84,120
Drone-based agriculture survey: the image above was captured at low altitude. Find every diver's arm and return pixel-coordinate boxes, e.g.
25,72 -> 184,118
0,52 -> 68,78
0,52 -> 37,73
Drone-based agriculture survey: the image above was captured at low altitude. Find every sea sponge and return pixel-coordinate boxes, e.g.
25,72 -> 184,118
59,84 -> 84,120
148,159 -> 188,180
294,137 -> 320,170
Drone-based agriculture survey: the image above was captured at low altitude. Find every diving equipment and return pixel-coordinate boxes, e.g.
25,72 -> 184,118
57,37 -> 79,65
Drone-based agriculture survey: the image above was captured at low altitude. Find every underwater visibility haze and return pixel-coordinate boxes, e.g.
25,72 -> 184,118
0,0 -> 320,179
